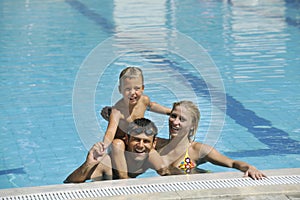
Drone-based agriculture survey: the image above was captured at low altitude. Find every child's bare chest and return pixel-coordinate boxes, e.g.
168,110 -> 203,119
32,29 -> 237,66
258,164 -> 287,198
118,106 -> 147,130
125,105 -> 147,122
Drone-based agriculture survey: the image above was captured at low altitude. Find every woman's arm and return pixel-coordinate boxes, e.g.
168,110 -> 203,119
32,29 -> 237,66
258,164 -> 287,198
231,160 -> 266,180
201,144 -> 266,180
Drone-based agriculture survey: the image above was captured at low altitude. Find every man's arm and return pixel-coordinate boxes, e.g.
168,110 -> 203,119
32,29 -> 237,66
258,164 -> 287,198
64,162 -> 98,183
64,142 -> 106,183
147,149 -> 170,176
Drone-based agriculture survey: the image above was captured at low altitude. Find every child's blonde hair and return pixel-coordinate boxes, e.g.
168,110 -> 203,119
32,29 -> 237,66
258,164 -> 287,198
119,67 -> 144,85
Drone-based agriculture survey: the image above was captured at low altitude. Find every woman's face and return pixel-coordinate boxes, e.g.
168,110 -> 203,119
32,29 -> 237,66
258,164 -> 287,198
168,105 -> 194,140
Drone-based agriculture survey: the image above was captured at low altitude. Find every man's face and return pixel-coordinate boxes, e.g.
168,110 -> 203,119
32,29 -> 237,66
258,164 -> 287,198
119,77 -> 144,105
126,133 -> 156,161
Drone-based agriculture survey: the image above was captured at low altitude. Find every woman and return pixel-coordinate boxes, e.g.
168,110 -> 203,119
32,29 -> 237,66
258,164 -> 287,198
157,101 -> 266,180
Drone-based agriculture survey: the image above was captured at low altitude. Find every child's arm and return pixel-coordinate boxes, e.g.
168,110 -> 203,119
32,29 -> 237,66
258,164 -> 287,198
102,108 -> 121,149
148,101 -> 171,115
144,95 -> 171,115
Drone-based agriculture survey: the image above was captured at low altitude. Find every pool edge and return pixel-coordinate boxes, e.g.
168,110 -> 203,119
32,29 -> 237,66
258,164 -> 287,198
0,168 -> 299,199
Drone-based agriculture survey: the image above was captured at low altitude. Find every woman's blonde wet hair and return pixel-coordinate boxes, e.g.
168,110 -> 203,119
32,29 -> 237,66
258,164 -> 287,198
119,66 -> 144,85
172,100 -> 200,137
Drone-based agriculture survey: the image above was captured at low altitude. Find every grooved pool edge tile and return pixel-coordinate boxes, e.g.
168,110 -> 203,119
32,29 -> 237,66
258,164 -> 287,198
0,168 -> 299,200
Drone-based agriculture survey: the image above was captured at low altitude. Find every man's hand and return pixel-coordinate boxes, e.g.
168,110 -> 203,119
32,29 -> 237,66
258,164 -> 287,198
64,142 -> 107,183
100,106 -> 112,121
86,142 -> 106,165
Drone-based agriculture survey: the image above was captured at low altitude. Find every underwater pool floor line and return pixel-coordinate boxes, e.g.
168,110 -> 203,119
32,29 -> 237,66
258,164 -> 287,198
0,168 -> 299,200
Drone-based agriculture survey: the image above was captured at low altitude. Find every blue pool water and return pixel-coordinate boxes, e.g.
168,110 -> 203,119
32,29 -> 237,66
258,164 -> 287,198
1,0 -> 300,189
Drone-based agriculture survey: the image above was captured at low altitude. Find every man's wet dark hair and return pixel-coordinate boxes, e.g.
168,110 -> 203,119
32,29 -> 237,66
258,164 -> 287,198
127,118 -> 158,138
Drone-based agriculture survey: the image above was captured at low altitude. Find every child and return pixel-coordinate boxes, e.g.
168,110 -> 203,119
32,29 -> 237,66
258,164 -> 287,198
101,66 -> 171,178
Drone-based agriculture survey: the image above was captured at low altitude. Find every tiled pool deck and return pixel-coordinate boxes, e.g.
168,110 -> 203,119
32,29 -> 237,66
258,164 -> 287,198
0,168 -> 299,200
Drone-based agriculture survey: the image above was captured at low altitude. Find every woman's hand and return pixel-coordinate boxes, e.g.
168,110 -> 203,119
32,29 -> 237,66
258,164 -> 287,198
243,166 -> 266,180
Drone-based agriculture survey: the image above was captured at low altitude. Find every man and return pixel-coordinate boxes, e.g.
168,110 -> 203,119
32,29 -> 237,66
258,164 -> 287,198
64,118 -> 168,183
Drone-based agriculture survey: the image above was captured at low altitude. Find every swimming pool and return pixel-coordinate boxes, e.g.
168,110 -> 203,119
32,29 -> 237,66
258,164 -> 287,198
0,0 -> 299,189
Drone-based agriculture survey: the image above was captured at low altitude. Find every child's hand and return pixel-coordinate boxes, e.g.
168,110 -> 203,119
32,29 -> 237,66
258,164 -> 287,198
100,106 -> 112,121
86,142 -> 106,165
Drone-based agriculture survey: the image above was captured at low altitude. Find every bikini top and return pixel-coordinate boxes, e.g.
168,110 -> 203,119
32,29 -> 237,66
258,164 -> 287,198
178,148 -> 195,174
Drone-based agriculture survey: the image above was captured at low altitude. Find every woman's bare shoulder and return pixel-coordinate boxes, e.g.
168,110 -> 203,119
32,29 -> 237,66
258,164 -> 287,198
155,137 -> 169,151
190,142 -> 213,159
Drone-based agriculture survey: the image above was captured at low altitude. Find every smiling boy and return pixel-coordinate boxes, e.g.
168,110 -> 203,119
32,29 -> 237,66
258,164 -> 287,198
101,67 -> 171,178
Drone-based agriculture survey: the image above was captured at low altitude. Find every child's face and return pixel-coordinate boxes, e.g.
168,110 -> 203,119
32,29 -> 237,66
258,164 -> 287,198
119,76 -> 144,105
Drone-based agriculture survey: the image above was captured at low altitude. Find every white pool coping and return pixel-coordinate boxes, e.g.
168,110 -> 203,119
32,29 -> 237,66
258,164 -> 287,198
0,168 -> 299,199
